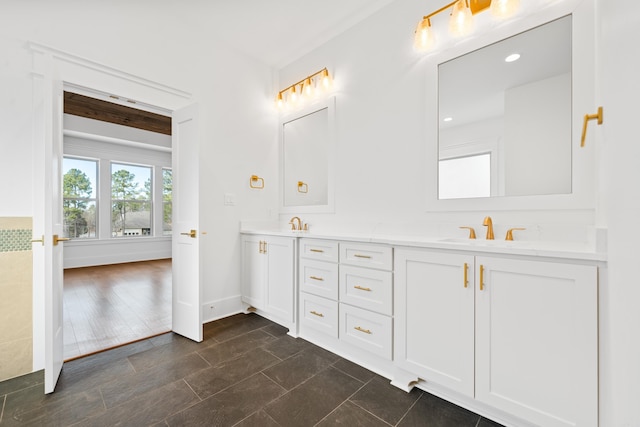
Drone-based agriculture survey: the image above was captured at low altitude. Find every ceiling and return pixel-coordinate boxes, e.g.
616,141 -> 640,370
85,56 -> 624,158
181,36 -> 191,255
200,0 -> 399,67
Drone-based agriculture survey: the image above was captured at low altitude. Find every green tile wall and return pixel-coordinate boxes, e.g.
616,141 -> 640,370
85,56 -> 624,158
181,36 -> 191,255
0,229 -> 32,252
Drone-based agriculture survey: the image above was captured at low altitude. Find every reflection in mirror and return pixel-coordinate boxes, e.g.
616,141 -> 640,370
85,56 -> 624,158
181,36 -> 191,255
283,107 -> 329,207
438,15 -> 572,200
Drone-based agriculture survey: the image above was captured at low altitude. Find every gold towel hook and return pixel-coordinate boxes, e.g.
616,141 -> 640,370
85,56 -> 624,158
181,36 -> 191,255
250,175 -> 264,189
297,181 -> 308,193
581,106 -> 603,147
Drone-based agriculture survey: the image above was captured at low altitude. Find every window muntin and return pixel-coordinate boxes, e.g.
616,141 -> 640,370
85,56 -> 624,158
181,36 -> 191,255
63,157 -> 98,239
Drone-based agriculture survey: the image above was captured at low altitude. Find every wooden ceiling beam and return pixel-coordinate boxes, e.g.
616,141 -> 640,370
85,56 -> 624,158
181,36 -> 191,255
64,91 -> 172,135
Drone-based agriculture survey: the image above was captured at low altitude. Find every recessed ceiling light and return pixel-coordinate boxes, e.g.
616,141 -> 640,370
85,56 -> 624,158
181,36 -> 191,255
505,53 -> 521,63
443,117 -> 453,122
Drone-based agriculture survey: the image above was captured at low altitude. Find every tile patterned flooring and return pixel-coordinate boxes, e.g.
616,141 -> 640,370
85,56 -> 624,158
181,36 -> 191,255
0,313 -> 504,426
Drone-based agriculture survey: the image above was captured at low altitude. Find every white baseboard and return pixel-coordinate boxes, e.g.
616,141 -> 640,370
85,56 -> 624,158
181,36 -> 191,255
202,295 -> 245,323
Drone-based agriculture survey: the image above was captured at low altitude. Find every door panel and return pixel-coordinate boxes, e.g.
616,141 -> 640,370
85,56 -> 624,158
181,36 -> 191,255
171,103 -> 202,342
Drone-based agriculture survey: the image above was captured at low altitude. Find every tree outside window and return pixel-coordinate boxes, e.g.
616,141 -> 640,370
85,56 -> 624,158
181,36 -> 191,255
162,168 -> 172,236
111,163 -> 152,237
63,158 -> 97,239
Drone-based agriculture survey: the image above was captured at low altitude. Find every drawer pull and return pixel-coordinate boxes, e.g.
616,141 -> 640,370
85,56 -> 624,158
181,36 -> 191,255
354,326 -> 372,334
354,285 -> 372,292
310,249 -> 325,253
310,276 -> 324,281
353,254 -> 372,259
479,264 -> 485,291
310,310 -> 324,318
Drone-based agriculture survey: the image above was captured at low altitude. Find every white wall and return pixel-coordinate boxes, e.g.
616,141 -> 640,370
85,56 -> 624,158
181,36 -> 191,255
598,0 -> 640,425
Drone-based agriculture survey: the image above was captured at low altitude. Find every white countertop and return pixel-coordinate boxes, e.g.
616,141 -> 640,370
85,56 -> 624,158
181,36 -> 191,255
239,228 -> 607,262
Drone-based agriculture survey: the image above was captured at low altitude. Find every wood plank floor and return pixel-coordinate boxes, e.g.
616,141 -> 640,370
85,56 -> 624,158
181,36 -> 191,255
63,259 -> 172,360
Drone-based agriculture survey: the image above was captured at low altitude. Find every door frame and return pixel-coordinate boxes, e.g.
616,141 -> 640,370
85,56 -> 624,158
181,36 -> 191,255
30,43 -> 195,391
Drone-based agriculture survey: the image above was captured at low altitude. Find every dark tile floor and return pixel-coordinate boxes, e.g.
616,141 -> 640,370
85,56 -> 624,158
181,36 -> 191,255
0,314 -> 504,426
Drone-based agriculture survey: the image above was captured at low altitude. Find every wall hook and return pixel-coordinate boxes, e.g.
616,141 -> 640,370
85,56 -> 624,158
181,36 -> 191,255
297,181 -> 308,193
581,106 -> 603,147
250,175 -> 264,189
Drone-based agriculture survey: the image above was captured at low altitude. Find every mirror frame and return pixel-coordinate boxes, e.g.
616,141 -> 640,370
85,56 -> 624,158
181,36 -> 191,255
279,96 -> 336,214
426,0 -> 596,212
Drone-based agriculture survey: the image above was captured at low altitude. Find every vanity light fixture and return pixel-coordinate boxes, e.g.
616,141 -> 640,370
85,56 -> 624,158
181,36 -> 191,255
275,68 -> 332,111
414,0 -> 520,52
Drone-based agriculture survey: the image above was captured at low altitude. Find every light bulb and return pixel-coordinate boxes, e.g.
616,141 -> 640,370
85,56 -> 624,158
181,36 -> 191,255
414,18 -> 436,52
275,92 -> 284,109
490,0 -> 520,19
321,69 -> 332,91
290,86 -> 298,104
303,78 -> 314,98
449,0 -> 474,37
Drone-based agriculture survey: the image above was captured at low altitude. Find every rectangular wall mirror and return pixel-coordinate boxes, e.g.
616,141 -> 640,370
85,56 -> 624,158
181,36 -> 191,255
280,98 -> 335,213
427,0 -> 595,211
438,15 -> 572,200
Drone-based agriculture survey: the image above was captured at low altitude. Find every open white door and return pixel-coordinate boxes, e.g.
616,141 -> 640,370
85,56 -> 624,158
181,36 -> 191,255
35,79 -> 65,394
171,103 -> 202,342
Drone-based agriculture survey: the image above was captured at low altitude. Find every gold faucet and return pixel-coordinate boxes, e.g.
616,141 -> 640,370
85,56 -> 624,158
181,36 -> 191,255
459,226 -> 476,239
483,216 -> 494,240
289,216 -> 302,231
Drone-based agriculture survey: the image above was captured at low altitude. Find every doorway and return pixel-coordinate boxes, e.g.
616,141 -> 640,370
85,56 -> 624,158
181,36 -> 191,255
62,91 -> 173,360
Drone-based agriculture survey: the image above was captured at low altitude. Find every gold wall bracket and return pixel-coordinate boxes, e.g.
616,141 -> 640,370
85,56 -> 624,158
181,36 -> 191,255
297,181 -> 308,193
581,106 -> 603,147
250,175 -> 264,189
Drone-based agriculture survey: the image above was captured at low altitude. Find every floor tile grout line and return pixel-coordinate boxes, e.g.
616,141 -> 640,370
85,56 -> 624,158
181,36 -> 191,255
0,394 -> 5,424
230,373 -> 288,427
311,373 -> 374,426
393,391 -> 424,427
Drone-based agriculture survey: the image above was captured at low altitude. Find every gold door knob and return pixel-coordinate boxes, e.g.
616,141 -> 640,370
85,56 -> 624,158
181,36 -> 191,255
53,235 -> 70,246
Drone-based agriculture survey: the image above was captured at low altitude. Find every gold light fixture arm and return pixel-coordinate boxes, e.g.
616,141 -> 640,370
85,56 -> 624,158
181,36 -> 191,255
422,0 -> 489,20
277,68 -> 330,99
581,106 -> 603,147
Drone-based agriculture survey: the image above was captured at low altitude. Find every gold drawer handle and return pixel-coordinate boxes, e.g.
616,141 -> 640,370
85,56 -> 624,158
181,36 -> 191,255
463,263 -> 468,288
310,249 -> 324,253
354,285 -> 372,292
479,264 -> 485,291
310,311 -> 324,318
354,326 -> 372,334
310,276 -> 324,281
353,254 -> 372,259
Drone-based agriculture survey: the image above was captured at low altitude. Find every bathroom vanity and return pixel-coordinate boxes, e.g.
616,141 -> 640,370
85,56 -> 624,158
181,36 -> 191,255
241,229 -> 603,427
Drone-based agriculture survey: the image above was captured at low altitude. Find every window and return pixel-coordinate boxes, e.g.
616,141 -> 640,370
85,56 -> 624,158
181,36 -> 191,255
439,153 -> 491,200
111,163 -> 152,237
162,168 -> 172,236
63,157 -> 98,239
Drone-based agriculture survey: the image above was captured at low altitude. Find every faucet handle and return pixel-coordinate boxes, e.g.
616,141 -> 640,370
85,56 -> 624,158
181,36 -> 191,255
459,226 -> 476,239
505,228 -> 526,241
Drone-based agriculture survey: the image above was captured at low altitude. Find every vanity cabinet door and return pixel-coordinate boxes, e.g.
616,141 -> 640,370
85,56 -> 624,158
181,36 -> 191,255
475,257 -> 597,427
241,235 -> 296,328
241,235 -> 266,310
394,248 -> 475,397
264,236 -> 295,324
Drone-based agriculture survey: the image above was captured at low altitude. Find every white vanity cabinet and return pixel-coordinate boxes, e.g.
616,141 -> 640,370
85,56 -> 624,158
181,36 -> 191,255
240,234 -> 296,330
394,248 -> 598,427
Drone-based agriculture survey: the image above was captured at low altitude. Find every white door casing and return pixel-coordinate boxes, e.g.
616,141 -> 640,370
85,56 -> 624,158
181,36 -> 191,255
171,103 -> 202,342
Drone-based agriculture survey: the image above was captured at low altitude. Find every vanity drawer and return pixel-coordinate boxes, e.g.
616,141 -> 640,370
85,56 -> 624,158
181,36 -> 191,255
340,243 -> 392,271
339,303 -> 392,360
300,239 -> 339,263
300,259 -> 339,300
300,292 -> 338,338
340,265 -> 392,316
